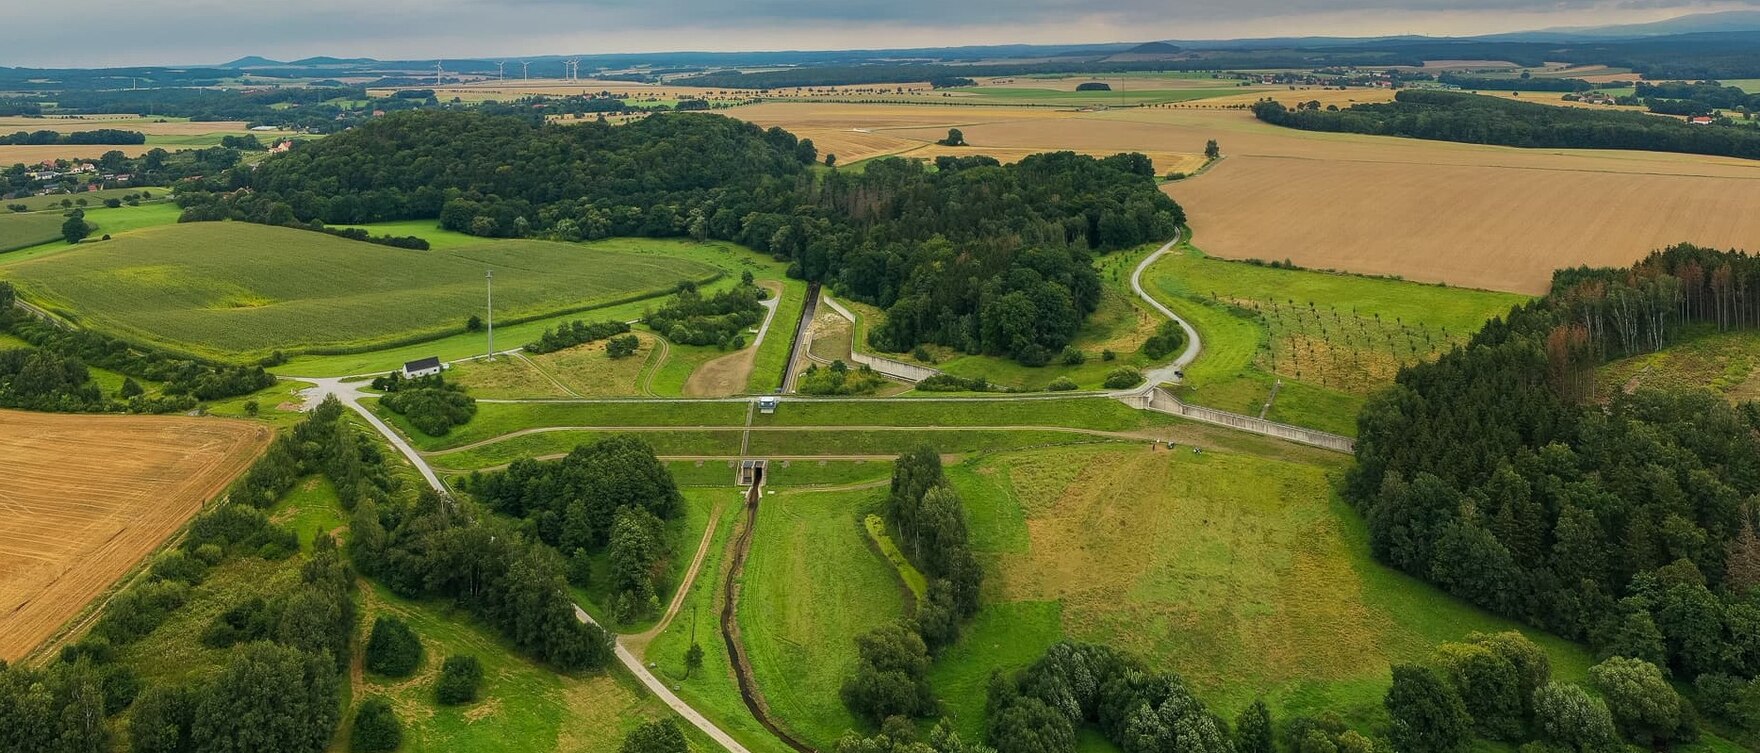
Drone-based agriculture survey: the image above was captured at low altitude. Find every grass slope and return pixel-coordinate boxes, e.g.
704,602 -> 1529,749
3,223 -> 721,360
934,444 -> 1595,740
1142,243 -> 1526,435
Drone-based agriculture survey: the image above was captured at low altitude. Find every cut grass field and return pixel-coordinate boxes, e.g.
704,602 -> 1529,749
0,410 -> 271,662
2,223 -> 722,361
2,202 -> 184,260
1139,243 -> 1526,435
385,399 -> 752,452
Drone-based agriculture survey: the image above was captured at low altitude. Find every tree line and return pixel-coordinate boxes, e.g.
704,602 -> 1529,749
1253,90 -> 1760,161
842,448 -> 985,726
181,110 -> 1183,365
0,129 -> 146,146
1350,243 -> 1760,741
1438,74 -> 1594,93
0,282 -> 274,412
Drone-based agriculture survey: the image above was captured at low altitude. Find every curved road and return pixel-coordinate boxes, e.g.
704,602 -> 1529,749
279,229 -> 1241,753
1131,229 -> 1202,390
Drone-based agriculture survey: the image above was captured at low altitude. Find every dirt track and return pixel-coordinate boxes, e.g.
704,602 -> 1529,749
0,410 -> 271,661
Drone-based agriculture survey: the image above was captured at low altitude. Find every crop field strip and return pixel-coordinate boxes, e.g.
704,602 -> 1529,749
0,410 -> 272,661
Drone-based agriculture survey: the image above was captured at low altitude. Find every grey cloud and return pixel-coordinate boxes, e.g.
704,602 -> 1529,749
1,0 -> 1755,67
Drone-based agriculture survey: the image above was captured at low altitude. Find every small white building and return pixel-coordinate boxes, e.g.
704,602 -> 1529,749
758,396 -> 779,414
402,356 -> 443,379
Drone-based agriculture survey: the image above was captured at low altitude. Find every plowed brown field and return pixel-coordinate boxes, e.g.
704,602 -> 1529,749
0,410 -> 271,661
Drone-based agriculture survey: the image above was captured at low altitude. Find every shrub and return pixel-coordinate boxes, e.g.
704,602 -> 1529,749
380,385 -> 476,436
1589,657 -> 1691,748
148,549 -> 208,586
1046,377 -> 1078,392
1059,347 -> 1086,365
620,718 -> 688,753
1141,320 -> 1186,359
1101,349 -> 1117,361
911,345 -> 934,363
1103,367 -> 1144,389
364,616 -> 422,677
350,696 -> 401,752
606,334 -> 641,358
436,655 -> 484,705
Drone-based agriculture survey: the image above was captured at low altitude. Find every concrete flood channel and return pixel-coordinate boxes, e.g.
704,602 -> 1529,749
720,460 -> 818,753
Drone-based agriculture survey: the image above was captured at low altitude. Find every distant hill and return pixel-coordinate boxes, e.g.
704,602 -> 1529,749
287,56 -> 379,66
1533,10 -> 1760,38
1126,41 -> 1182,55
219,56 -> 284,68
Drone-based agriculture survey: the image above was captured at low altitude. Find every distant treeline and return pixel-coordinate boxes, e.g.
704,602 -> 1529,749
0,129 -> 146,145
1254,90 -> 1760,160
1438,73 -> 1594,92
672,55 -> 1416,89
184,110 -> 1183,365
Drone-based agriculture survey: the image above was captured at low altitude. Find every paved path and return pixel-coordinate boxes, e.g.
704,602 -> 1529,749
1130,228 -> 1201,390
292,376 -> 755,753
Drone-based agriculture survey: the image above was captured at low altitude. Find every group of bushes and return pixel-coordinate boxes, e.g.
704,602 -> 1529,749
465,435 -> 685,624
642,280 -> 764,350
373,372 -> 477,436
362,615 -> 484,705
843,448 -> 984,724
523,318 -> 631,354
798,360 -> 889,395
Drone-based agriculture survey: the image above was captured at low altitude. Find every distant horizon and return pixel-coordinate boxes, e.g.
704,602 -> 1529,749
4,1 -> 1759,69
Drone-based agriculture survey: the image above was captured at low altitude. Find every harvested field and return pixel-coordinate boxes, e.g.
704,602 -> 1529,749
0,115 -> 271,136
0,410 -> 271,661
730,102 -> 1760,293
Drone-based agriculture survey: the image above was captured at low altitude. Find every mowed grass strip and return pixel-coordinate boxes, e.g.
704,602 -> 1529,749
390,400 -> 751,452
738,487 -> 902,749
1,223 -> 721,360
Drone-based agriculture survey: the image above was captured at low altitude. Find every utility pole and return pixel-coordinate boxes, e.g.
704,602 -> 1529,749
485,269 -> 495,359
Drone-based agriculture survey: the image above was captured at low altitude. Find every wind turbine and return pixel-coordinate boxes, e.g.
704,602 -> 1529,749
520,61 -> 531,80
434,59 -> 444,87
495,61 -> 506,80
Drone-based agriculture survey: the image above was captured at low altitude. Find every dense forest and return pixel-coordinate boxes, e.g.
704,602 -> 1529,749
1351,243 -> 1760,740
1438,74 -> 1594,93
190,110 -> 1182,364
1253,90 -> 1760,160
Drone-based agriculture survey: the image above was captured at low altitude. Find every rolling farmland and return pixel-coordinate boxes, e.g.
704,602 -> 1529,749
0,410 -> 271,661
1,223 -> 722,359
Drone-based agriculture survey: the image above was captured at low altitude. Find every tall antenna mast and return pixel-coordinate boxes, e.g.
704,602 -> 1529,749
485,269 -> 495,359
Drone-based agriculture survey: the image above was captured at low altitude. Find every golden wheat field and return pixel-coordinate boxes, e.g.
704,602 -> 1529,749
0,410 -> 271,661
734,102 -> 1760,293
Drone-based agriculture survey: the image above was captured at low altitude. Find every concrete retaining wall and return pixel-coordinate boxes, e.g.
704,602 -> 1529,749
817,295 -> 944,383
1123,387 -> 1356,453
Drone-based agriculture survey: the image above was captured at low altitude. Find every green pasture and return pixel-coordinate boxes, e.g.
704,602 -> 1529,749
1,202 -> 183,258
2,222 -> 725,361
3,187 -> 168,212
751,397 -> 1179,432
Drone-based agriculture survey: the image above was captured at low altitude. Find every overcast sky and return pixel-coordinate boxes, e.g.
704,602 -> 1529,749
3,0 -> 1757,68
